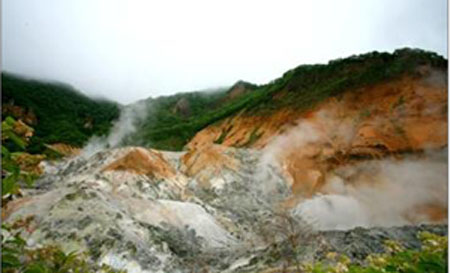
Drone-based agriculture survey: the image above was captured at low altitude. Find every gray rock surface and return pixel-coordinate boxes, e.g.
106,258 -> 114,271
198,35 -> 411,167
4,146 -> 448,273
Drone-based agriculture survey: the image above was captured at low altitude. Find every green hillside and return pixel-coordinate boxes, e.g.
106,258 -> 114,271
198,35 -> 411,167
125,84 -> 249,149
2,73 -> 120,153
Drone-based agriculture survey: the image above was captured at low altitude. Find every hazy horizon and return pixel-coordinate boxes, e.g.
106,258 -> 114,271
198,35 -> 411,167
2,0 -> 447,104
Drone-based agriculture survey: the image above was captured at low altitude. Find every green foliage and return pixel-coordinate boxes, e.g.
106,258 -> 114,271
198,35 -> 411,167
2,73 -> 120,153
392,96 -> 406,110
124,88 -> 231,150
2,117 -> 28,150
359,109 -> 371,119
214,126 -> 233,144
214,130 -> 228,144
238,127 -> 263,148
2,117 -> 35,197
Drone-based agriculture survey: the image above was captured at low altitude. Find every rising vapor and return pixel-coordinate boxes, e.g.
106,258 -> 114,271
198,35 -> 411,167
81,101 -> 148,158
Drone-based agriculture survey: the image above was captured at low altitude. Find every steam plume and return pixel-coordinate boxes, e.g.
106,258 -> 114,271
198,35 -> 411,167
81,101 -> 148,158
260,109 -> 447,230
293,153 -> 447,230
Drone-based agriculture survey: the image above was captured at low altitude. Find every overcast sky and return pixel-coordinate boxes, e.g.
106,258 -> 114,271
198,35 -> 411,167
2,0 -> 447,104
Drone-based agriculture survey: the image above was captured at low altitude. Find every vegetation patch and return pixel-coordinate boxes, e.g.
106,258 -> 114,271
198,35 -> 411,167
214,126 -> 233,144
238,127 -> 263,148
297,232 -> 447,273
2,73 -> 120,153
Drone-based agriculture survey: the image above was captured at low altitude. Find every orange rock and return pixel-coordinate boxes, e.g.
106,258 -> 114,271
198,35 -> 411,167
189,74 -> 447,155
2,103 -> 38,126
11,153 -> 46,176
181,144 -> 238,187
2,196 -> 33,221
103,147 -> 176,179
187,72 -> 447,198
46,143 -> 81,157
405,203 -> 448,223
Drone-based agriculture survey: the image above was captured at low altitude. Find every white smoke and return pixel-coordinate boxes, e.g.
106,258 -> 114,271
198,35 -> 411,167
256,109 -> 356,195
81,101 -> 148,158
293,153 -> 448,230
251,121 -> 321,198
258,108 -> 447,230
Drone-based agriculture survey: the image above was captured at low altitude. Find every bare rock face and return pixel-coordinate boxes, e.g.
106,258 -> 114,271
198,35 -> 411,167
180,144 -> 240,189
5,148 -> 233,272
3,147 -> 290,272
3,141 -> 448,272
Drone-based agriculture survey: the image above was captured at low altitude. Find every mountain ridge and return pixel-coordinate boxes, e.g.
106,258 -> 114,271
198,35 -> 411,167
2,47 -> 447,152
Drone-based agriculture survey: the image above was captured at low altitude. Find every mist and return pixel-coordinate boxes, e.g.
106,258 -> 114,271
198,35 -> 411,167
2,0 -> 447,104
81,101 -> 148,158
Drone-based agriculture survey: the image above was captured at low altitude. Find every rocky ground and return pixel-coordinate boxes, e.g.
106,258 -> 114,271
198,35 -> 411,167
3,145 -> 447,273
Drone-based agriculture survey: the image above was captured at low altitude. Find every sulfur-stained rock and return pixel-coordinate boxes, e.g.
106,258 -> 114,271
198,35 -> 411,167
181,144 -> 239,189
45,143 -> 81,157
103,147 -> 177,179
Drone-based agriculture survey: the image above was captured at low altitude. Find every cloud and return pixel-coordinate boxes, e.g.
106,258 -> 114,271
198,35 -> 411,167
2,0 -> 447,104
